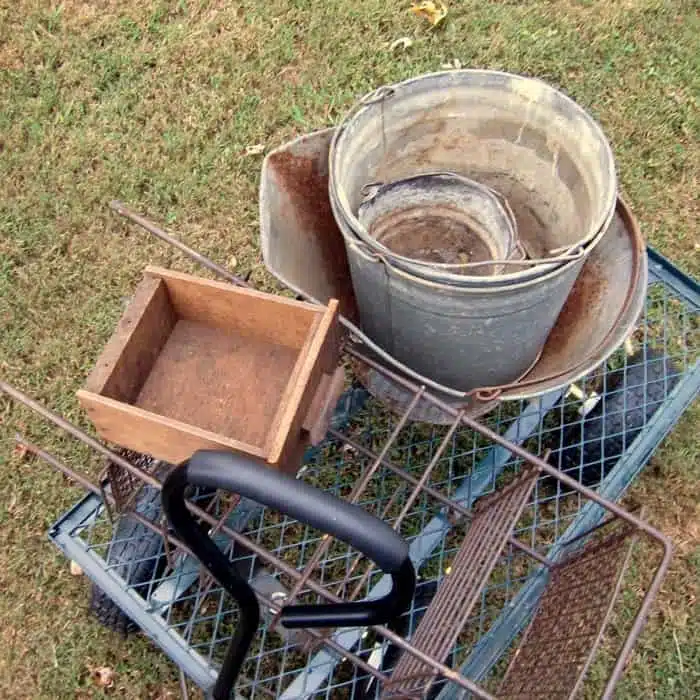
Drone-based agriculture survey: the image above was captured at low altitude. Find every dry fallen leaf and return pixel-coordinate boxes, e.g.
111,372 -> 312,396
244,143 -> 265,156
151,691 -> 177,700
7,491 -> 18,514
410,1 -> 448,28
390,36 -> 414,52
91,666 -> 115,689
70,560 -> 84,576
13,443 -> 28,460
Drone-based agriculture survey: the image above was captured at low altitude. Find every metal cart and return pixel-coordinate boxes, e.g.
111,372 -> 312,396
2,229 -> 697,699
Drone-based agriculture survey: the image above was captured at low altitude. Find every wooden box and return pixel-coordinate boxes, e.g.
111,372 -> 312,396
78,266 -> 342,472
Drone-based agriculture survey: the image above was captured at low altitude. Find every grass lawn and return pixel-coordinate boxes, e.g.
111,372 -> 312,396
1,1 -> 698,698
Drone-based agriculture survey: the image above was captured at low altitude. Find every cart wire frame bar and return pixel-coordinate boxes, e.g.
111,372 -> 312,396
0,335 -> 680,699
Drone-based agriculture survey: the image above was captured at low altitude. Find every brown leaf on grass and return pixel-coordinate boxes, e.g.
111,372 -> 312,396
244,143 -> 265,156
13,443 -> 28,460
151,690 -> 177,700
410,1 -> 448,28
90,666 -> 116,689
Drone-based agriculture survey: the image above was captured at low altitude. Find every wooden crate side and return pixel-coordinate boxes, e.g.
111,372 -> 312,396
85,276 -> 176,403
302,366 -> 347,446
77,390 -> 266,464
265,299 -> 341,471
262,312 -> 322,452
145,265 -> 319,350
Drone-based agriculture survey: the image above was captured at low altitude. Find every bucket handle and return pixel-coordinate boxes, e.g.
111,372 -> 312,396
333,84 -> 397,144
360,85 -> 396,105
356,174 -> 585,269
396,245 -> 587,269
369,241 -> 587,270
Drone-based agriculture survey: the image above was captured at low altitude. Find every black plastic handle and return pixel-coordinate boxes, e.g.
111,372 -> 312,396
162,450 -> 416,699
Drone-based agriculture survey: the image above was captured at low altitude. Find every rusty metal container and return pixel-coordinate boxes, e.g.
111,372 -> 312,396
260,129 -> 644,409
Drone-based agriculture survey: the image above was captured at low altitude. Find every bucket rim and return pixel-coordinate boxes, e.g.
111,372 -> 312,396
329,68 -> 618,285
356,170 -> 523,279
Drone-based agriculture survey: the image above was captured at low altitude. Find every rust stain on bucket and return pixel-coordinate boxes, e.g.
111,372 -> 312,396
545,260 -> 609,356
268,151 -> 358,320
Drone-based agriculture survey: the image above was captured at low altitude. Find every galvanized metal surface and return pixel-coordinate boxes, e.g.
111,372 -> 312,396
343,229 -> 586,391
259,129 -> 645,408
356,172 -> 521,280
496,198 -> 647,400
329,70 -> 617,264
349,355 -> 499,425
259,127 -> 466,400
326,70 -> 622,393
259,128 -> 358,322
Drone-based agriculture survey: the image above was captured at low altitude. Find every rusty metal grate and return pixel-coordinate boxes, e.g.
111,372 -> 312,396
498,523 -> 638,700
382,467 -> 540,698
105,448 -> 160,512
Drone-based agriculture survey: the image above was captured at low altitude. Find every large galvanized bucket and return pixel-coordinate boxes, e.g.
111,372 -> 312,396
329,70 -> 617,389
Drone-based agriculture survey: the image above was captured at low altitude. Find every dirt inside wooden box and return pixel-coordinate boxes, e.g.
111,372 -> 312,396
135,320 -> 299,448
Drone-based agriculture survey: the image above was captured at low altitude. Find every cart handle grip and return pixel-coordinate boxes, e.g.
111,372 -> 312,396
162,450 -> 415,699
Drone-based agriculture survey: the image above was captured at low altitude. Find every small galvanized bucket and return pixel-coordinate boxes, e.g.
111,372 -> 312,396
356,172 -> 525,281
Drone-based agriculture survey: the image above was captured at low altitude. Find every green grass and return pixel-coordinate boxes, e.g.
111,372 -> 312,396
0,0 -> 698,697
